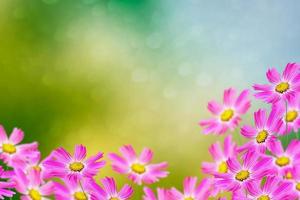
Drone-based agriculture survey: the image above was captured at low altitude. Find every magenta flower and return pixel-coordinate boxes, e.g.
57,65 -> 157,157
54,178 -> 94,200
239,109 -> 282,153
90,177 -> 133,200
43,144 -> 105,182
13,169 -> 54,200
143,187 -> 173,200
169,177 -> 212,200
253,63 -> 300,104
215,150 -> 274,191
0,125 -> 38,168
268,139 -> 300,176
284,167 -> 300,198
234,176 -> 295,200
273,95 -> 300,134
0,166 -> 15,199
199,88 -> 251,135
108,145 -> 168,185
202,135 -> 237,175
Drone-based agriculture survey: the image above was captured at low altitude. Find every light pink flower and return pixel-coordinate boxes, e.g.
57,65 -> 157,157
13,169 -> 54,200
169,177 -> 212,200
273,95 -> 300,134
91,177 -> 133,200
202,135 -> 237,175
108,145 -> 168,185
215,150 -> 275,191
143,187 -> 173,200
253,63 -> 300,104
43,144 -> 105,183
199,88 -> 251,135
239,109 -> 282,153
0,125 -> 38,168
54,178 -> 94,200
268,139 -> 300,176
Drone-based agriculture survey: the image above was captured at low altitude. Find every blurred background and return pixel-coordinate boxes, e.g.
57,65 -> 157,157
0,0 -> 299,198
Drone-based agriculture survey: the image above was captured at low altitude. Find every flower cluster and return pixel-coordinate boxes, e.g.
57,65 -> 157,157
0,62 -> 299,199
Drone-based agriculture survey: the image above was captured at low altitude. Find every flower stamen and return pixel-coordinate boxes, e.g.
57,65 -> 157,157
275,82 -> 289,93
256,130 -> 268,143
2,143 -> 16,154
69,162 -> 84,172
131,163 -> 146,174
29,189 -> 42,200
275,156 -> 290,167
74,191 -> 88,200
220,109 -> 234,122
286,110 -> 298,122
235,170 -> 250,181
218,161 -> 228,173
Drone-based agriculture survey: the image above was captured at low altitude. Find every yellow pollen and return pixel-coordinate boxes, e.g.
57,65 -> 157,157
275,156 -> 290,167
218,161 -> 228,173
296,183 -> 300,191
275,82 -> 289,93
2,143 -> 16,154
29,189 -> 42,200
131,163 -> 146,174
110,198 -> 119,200
286,110 -> 298,122
184,197 -> 194,200
285,171 -> 293,179
74,192 -> 88,200
32,166 -> 42,172
256,130 -> 268,143
257,195 -> 270,200
235,170 -> 250,181
69,162 -> 84,172
220,109 -> 234,122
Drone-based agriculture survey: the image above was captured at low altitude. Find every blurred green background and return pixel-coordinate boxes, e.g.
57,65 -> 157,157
0,0 -> 299,198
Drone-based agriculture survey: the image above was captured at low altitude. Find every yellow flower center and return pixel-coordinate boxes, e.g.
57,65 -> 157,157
235,170 -> 250,181
2,143 -> 16,154
220,109 -> 234,122
285,171 -> 293,179
275,82 -> 289,93
275,156 -> 290,167
69,162 -> 84,172
74,192 -> 88,200
32,166 -> 42,172
131,163 -> 146,174
184,197 -> 194,200
296,183 -> 300,191
29,189 -> 42,200
110,198 -> 119,200
257,195 -> 270,200
256,130 -> 268,143
218,161 -> 228,173
286,110 -> 298,122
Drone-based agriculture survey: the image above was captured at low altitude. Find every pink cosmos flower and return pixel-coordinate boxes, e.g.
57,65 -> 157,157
54,178 -> 94,200
90,177 -> 133,200
273,95 -> 300,134
233,176 -> 295,200
108,145 -> 168,185
239,109 -> 282,153
143,187 -> 173,200
13,169 -> 54,200
268,139 -> 300,176
202,135 -> 237,175
215,150 -> 275,191
43,144 -> 105,182
25,151 -> 53,179
253,63 -> 300,104
283,167 -> 300,198
169,177 -> 212,200
0,166 -> 15,199
199,88 -> 251,135
0,125 -> 38,168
